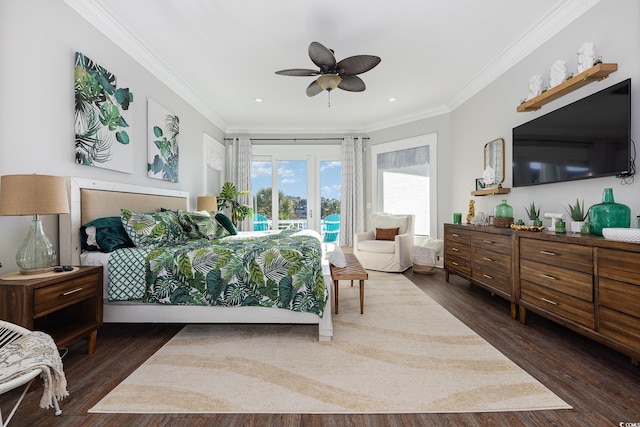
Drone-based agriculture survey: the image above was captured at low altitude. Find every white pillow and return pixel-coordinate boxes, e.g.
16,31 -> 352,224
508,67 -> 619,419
372,213 -> 400,237
329,246 -> 347,268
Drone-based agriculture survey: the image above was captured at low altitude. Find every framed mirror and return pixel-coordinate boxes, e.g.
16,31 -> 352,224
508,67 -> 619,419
483,138 -> 504,185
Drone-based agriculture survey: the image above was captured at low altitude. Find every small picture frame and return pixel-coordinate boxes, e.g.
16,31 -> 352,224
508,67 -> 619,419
475,178 -> 485,191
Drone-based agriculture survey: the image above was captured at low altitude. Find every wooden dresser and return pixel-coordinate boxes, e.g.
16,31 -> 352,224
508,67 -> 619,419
444,224 -> 640,364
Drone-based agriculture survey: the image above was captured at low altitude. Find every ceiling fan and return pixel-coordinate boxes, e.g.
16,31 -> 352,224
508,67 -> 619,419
275,42 -> 381,104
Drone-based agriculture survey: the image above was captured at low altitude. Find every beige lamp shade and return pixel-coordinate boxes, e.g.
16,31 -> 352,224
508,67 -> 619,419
316,74 -> 342,91
0,174 -> 69,216
197,196 -> 218,212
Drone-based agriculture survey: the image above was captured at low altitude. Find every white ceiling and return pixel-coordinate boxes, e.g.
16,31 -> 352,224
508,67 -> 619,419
65,0 -> 598,134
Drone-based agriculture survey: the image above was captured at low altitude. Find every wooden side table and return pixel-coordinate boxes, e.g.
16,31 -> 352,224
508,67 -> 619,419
0,266 -> 103,354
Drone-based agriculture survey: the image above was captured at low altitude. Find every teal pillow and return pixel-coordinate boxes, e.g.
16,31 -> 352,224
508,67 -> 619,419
80,216 -> 134,252
215,213 -> 238,235
177,210 -> 230,240
120,209 -> 184,248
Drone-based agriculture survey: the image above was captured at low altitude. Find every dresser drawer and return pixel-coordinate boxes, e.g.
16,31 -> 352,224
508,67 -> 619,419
445,254 -> 471,277
599,277 -> 640,318
472,232 -> 511,255
599,307 -> 640,351
598,248 -> 640,285
521,281 -> 594,328
34,273 -> 99,318
472,247 -> 510,270
472,263 -> 511,294
445,242 -> 470,260
520,259 -> 593,302
520,239 -> 593,274
444,226 -> 471,246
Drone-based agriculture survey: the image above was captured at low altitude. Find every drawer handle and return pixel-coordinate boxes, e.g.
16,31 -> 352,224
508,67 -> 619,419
483,240 -> 494,244
451,247 -> 459,252
482,257 -> 493,262
452,261 -> 459,266
452,233 -> 459,237
62,287 -> 84,296
540,274 -> 556,280
539,250 -> 556,256
541,297 -> 558,305
482,274 -> 493,280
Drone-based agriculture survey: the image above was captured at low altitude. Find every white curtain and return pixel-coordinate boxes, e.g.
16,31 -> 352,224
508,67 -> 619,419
341,136 -> 365,247
226,136 -> 252,231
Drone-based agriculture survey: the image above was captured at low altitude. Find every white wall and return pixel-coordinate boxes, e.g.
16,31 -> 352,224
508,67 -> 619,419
450,0 -> 640,227
0,0 -> 224,273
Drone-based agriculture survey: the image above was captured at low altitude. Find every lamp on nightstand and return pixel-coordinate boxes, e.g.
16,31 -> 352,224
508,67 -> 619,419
197,196 -> 217,212
0,174 -> 69,274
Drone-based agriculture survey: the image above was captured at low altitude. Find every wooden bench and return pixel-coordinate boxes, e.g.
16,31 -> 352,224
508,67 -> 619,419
330,253 -> 368,315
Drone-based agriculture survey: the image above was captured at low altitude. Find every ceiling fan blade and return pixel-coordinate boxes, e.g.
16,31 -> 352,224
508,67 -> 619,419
275,68 -> 320,76
308,42 -> 336,71
338,75 -> 366,92
337,55 -> 381,76
306,80 -> 323,97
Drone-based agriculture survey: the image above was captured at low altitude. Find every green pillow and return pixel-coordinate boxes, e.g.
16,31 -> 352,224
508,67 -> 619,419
120,209 -> 184,248
215,213 -> 237,235
177,210 -> 230,240
80,216 -> 134,252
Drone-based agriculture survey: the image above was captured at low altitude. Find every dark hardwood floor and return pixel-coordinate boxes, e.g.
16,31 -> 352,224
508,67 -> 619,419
2,268 -> 639,426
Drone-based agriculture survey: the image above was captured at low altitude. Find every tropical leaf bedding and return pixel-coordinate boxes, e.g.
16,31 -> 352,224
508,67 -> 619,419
108,229 -> 327,316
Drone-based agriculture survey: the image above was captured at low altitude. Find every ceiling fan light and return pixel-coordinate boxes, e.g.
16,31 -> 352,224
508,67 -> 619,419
316,74 -> 342,90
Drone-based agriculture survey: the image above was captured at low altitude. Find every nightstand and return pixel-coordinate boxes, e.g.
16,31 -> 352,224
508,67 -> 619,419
0,266 -> 103,354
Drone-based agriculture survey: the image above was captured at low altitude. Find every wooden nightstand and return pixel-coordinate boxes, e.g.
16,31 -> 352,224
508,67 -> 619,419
0,266 -> 103,354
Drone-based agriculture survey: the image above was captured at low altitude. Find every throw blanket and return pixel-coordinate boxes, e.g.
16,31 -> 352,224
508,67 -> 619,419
0,331 -> 68,409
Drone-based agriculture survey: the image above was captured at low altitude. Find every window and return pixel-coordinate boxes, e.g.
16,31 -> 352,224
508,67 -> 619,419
371,134 -> 437,237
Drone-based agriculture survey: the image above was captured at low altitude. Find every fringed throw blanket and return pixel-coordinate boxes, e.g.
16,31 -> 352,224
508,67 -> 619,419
0,331 -> 68,409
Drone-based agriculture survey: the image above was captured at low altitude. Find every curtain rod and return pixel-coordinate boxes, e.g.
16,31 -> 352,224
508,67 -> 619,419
223,137 -> 369,141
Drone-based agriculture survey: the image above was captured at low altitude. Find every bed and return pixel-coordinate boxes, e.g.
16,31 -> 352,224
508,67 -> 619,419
59,177 -> 333,341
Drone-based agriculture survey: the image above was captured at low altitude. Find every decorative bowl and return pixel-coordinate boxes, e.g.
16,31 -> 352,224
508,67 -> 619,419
601,228 -> 640,242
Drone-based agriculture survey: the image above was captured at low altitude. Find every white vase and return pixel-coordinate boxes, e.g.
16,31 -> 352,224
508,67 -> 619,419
570,220 -> 584,233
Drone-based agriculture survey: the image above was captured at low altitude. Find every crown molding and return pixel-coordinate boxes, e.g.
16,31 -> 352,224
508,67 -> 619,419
64,0 -> 227,131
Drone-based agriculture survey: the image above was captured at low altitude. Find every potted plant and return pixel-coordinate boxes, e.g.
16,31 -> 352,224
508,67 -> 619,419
216,182 -> 253,226
524,202 -> 541,226
565,198 -> 587,233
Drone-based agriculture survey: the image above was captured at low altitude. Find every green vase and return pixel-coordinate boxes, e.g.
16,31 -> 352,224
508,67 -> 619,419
588,188 -> 630,236
494,200 -> 513,218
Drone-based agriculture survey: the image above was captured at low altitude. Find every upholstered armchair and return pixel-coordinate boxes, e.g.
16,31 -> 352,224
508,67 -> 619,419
353,213 -> 415,272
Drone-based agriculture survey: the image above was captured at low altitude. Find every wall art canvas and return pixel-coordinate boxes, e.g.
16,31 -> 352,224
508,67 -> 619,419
147,99 -> 179,182
74,52 -> 134,173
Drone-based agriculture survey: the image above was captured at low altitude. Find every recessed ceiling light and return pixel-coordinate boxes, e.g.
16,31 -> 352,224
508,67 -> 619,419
388,97 -> 397,102
254,97 -> 263,103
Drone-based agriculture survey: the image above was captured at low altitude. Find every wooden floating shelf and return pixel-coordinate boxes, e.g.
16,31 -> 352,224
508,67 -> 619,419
517,63 -> 618,112
471,187 -> 511,196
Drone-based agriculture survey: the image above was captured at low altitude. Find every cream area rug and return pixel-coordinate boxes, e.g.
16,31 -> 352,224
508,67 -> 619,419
89,271 -> 571,414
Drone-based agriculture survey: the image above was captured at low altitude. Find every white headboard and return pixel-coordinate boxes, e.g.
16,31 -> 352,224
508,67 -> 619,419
60,177 -> 189,265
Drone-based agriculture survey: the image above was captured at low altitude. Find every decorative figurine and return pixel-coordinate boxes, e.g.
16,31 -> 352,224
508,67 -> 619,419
549,60 -> 567,88
466,200 -> 475,224
526,74 -> 543,100
577,42 -> 596,73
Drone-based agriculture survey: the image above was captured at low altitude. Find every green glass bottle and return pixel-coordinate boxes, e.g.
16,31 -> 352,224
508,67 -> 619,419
494,200 -> 514,218
588,188 -> 630,236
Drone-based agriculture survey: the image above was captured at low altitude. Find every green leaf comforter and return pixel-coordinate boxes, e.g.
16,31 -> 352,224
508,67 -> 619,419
108,230 -> 327,316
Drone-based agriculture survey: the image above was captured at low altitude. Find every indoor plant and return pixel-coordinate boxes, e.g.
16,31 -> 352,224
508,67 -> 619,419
565,198 -> 587,233
524,202 -> 541,226
216,182 -> 253,226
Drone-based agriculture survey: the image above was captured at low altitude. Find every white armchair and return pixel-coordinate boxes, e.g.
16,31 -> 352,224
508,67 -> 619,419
353,213 -> 415,272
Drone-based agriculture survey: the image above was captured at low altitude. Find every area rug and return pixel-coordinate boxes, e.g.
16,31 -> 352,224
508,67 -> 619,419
89,271 -> 571,414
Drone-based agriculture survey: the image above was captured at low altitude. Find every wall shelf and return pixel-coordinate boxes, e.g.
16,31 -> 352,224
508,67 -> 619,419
471,187 -> 511,196
517,63 -> 618,112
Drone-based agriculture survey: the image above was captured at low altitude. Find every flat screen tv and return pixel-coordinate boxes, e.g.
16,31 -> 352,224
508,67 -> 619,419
512,78 -> 631,187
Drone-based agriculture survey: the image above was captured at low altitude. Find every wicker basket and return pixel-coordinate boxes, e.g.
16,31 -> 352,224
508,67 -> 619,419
493,217 -> 514,228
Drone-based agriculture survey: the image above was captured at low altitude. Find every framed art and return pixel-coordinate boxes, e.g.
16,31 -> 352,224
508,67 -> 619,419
475,178 -> 485,191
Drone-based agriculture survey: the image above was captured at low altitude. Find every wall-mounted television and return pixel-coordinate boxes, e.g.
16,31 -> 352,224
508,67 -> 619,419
512,78 -> 632,187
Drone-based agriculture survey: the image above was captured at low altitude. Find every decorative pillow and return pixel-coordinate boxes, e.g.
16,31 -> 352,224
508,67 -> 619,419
215,213 -> 238,236
328,246 -> 347,268
120,209 -> 184,248
177,210 -> 230,240
372,213 -> 400,237
375,227 -> 399,241
80,216 -> 134,252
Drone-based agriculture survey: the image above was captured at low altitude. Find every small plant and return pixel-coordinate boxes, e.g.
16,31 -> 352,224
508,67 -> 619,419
216,182 -> 253,226
565,198 -> 587,221
524,202 -> 540,220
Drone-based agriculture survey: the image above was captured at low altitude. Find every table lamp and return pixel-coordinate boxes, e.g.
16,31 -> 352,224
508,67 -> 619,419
0,174 -> 69,274
197,196 -> 217,212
